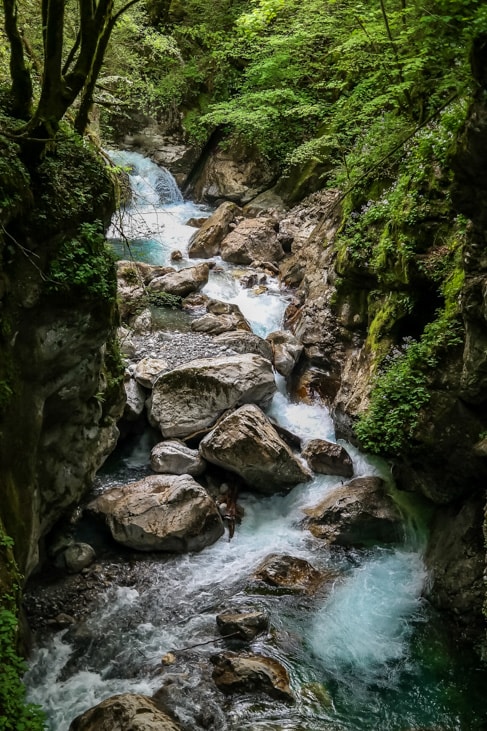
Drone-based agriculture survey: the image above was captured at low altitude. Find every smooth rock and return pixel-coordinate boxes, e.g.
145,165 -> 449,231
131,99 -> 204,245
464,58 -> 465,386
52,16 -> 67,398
149,354 -> 276,439
304,476 -> 403,546
210,651 -> 293,701
252,553 -> 327,595
266,330 -> 303,377
216,609 -> 269,641
190,312 -> 250,335
199,404 -> 311,494
213,331 -> 273,361
188,201 -> 241,258
302,439 -> 354,478
63,543 -> 96,573
220,218 -> 284,265
148,263 -> 209,297
69,693 -> 182,731
150,440 -> 206,476
123,377 -> 146,421
88,474 -> 224,552
134,357 -> 168,389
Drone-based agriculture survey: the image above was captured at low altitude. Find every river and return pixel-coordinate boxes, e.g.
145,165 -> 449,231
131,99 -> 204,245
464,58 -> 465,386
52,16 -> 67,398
24,151 -> 487,731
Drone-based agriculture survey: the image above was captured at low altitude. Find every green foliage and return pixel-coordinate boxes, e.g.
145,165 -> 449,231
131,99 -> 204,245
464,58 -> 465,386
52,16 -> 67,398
146,290 -> 183,308
0,528 -> 46,731
48,221 -> 117,301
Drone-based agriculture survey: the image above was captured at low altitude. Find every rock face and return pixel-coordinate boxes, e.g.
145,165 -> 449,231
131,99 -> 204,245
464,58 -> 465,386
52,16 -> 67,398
69,693 -> 182,731
200,404 -> 311,493
88,474 -> 224,552
302,439 -> 354,477
220,218 -> 284,265
304,476 -> 403,546
188,201 -> 241,258
150,440 -> 206,476
149,354 -> 276,438
210,652 -> 293,701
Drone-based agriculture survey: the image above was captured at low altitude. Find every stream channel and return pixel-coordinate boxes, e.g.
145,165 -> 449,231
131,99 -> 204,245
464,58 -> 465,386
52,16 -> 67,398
25,152 -> 487,730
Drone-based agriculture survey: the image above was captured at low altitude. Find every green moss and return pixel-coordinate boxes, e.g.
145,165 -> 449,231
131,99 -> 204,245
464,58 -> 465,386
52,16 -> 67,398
366,291 -> 414,356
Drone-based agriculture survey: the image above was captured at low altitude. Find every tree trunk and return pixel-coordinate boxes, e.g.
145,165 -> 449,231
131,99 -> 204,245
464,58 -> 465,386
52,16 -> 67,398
2,0 -> 33,119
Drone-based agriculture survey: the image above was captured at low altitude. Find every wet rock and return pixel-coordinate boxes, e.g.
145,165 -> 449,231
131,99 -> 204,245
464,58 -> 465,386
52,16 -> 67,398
188,201 -> 242,258
302,439 -> 354,478
170,249 -> 183,261
252,553 -> 327,595
134,357 -> 169,389
216,608 -> 269,641
213,331 -> 273,361
88,474 -> 224,553
220,217 -> 284,265
190,312 -> 250,335
304,476 -> 403,547
266,330 -> 303,377
199,404 -> 311,494
69,693 -> 182,731
148,354 -> 276,439
242,190 -> 287,217
150,440 -> 206,477
123,376 -> 146,421
63,543 -> 96,573
210,651 -> 293,701
148,263 -> 210,297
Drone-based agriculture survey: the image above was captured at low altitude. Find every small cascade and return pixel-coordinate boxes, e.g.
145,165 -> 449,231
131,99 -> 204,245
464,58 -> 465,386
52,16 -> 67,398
109,149 -> 183,206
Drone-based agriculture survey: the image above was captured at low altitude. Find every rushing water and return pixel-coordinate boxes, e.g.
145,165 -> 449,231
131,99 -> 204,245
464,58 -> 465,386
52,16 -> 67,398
25,152 -> 487,731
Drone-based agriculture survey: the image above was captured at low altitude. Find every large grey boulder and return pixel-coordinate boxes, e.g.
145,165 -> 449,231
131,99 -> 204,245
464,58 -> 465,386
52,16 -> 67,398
149,354 -> 276,439
188,201 -> 241,258
266,330 -> 303,377
148,263 -> 210,297
123,376 -> 146,421
220,218 -> 284,265
150,440 -> 206,476
252,553 -> 327,595
190,312 -> 249,335
199,404 -> 311,494
302,439 -> 354,478
304,476 -> 403,547
88,474 -> 224,552
134,357 -> 168,388
213,331 -> 273,361
69,693 -> 182,731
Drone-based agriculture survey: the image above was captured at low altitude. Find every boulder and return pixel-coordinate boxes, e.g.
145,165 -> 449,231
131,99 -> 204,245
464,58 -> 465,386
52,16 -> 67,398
210,652 -> 293,701
216,608 -> 269,641
88,474 -> 224,552
148,263 -> 210,297
252,553 -> 328,595
199,404 -> 311,494
63,543 -> 96,573
188,201 -> 241,258
302,439 -> 354,478
266,330 -> 303,377
123,377 -> 146,421
149,354 -> 276,439
134,357 -> 169,388
220,218 -> 284,265
69,693 -> 182,731
304,476 -> 403,547
213,331 -> 273,361
190,313 -> 250,335
150,440 -> 206,476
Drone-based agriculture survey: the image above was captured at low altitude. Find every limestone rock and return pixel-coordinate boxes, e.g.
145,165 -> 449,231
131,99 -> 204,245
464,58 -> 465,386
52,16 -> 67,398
63,543 -> 96,573
88,474 -> 224,552
188,201 -> 241,258
216,608 -> 269,641
69,693 -> 182,731
199,404 -> 311,494
213,331 -> 273,361
210,651 -> 293,701
134,357 -> 168,388
304,476 -> 403,546
148,263 -> 210,297
191,312 -> 250,335
149,354 -> 276,439
220,218 -> 284,265
123,377 -> 146,421
266,330 -> 303,377
150,440 -> 206,476
252,553 -> 327,595
302,439 -> 354,478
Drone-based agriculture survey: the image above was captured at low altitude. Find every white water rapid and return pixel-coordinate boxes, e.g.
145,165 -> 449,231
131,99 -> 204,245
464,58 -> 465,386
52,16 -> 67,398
24,152 -> 487,731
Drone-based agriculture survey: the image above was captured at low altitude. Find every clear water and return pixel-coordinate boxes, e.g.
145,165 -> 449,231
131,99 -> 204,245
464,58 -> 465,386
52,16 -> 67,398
25,152 -> 487,731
